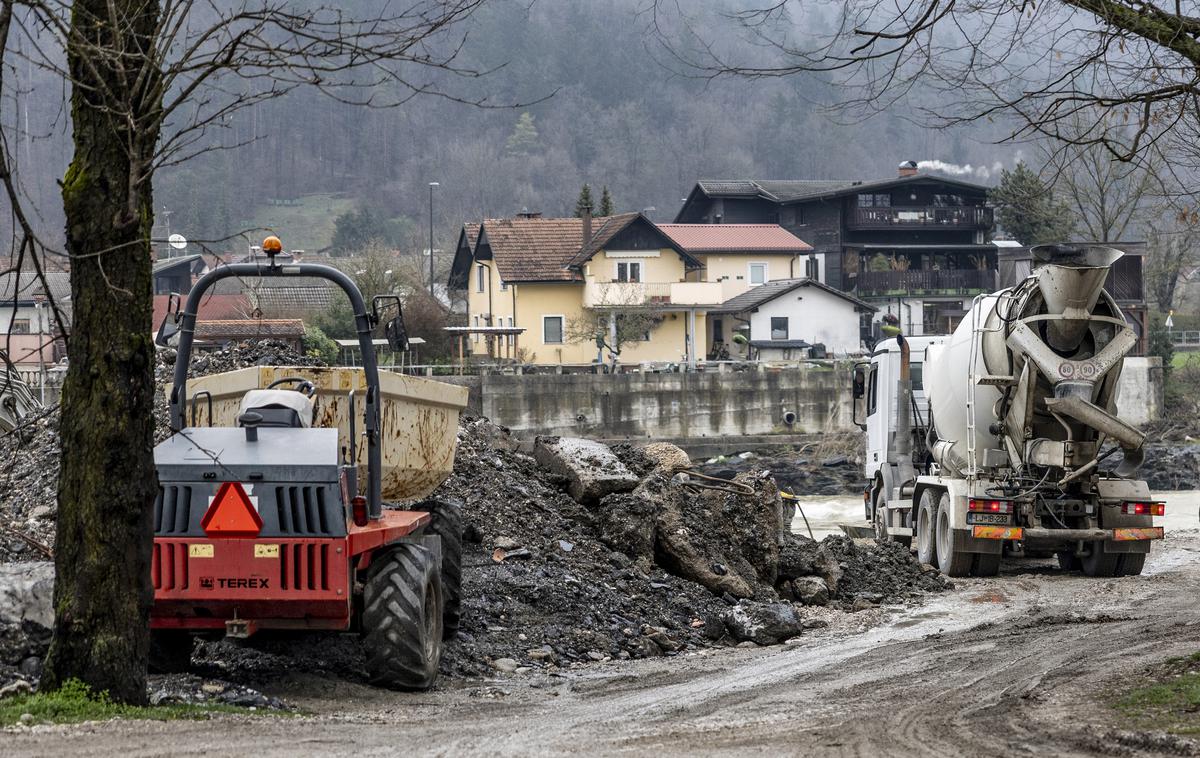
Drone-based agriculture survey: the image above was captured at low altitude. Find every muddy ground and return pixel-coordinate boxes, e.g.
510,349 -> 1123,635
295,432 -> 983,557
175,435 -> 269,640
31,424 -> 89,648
7,528 -> 1200,756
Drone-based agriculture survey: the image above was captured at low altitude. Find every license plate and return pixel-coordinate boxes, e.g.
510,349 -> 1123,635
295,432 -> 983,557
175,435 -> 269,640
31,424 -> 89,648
968,512 -> 1010,525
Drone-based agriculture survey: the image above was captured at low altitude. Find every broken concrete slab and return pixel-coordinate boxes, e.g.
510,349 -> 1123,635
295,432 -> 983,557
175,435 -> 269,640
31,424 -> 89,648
0,562 -> 53,629
724,602 -> 805,645
533,436 -> 638,504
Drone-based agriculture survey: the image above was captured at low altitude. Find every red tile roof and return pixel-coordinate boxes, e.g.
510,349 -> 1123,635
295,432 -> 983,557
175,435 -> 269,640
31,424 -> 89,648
153,293 -> 250,326
479,216 -> 603,282
194,319 -> 305,340
656,224 -> 813,253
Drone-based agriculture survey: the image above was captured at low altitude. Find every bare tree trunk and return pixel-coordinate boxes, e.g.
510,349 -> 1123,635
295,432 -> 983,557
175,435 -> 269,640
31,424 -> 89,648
41,0 -> 161,705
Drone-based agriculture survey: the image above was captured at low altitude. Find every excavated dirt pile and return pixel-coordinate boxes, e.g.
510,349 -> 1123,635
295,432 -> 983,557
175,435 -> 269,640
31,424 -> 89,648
434,419 -> 949,677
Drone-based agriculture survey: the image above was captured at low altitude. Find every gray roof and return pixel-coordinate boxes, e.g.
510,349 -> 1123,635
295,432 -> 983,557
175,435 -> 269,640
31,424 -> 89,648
695,173 -> 990,205
152,254 -> 204,275
0,271 -> 71,304
709,278 -> 877,314
252,286 -> 336,312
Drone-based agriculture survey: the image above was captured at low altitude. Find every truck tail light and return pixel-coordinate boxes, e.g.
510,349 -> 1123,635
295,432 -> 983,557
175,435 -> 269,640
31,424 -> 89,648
968,498 -> 1013,514
1121,501 -> 1165,516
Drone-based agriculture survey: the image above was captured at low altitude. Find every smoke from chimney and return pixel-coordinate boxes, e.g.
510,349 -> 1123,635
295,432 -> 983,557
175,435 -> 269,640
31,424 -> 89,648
917,159 -> 1007,180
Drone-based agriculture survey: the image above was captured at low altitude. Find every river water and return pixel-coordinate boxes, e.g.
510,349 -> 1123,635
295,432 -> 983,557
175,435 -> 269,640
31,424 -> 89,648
791,490 -> 1200,540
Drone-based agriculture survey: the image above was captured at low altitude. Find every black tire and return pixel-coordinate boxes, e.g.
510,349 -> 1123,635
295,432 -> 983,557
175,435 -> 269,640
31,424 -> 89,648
417,498 -> 464,638
1115,552 -> 1147,576
362,543 -> 443,690
873,489 -> 892,543
935,493 -> 974,577
916,489 -> 938,566
1080,542 -> 1119,577
972,552 -> 1001,577
1056,551 -> 1082,571
148,630 -> 193,674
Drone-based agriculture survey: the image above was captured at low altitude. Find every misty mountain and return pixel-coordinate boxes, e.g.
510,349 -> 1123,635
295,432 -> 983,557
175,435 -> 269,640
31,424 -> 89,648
4,0 -> 1023,258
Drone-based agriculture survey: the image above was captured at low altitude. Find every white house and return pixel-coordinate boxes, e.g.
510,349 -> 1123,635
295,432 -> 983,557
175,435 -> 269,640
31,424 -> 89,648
709,278 -> 875,359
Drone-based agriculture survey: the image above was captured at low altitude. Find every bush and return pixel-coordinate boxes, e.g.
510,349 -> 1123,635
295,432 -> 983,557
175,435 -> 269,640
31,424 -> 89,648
302,324 -> 339,365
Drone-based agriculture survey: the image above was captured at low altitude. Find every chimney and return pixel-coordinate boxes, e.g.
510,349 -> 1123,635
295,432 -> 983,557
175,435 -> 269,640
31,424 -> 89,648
898,160 -> 919,177
582,204 -> 593,246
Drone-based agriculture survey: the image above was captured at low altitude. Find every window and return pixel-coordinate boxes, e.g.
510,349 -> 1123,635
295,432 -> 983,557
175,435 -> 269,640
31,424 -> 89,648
780,207 -> 803,226
749,263 -> 767,285
507,317 -> 514,347
616,261 -> 642,283
476,264 -> 486,293
712,317 -> 724,343
804,257 -> 819,280
770,317 -> 788,340
616,314 -> 652,342
867,365 -> 878,416
472,316 -> 479,344
857,193 -> 891,207
543,315 -> 564,344
10,319 -> 29,335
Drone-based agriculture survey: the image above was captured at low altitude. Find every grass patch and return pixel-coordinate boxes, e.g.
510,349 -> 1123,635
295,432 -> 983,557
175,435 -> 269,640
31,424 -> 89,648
1112,652 -> 1200,734
0,679 -> 247,727
1171,352 -> 1200,370
243,193 -> 356,253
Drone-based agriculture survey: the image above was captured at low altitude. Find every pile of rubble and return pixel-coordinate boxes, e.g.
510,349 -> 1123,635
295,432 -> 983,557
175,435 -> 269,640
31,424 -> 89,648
434,419 -> 948,677
0,340 -> 319,562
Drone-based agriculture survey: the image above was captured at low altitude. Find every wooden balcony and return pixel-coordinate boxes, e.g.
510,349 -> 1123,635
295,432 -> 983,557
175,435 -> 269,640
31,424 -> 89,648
855,268 -> 997,297
848,205 -> 993,230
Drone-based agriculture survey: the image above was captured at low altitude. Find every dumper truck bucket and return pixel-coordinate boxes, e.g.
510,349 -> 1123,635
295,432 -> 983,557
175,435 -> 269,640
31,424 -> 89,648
163,257 -> 467,517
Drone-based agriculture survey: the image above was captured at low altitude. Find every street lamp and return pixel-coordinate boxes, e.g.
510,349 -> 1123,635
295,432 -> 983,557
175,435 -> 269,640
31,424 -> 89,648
428,182 -> 440,298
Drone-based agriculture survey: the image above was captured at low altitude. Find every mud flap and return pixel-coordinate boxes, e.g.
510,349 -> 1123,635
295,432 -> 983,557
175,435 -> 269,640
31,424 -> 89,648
958,529 -> 1003,555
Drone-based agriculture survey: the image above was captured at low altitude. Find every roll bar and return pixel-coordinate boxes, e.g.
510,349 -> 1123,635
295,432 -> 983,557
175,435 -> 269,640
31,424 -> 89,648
167,261 -> 386,519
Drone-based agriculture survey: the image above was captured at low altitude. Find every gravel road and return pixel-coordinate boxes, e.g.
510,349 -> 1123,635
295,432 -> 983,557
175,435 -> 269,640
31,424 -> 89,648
8,528 -> 1199,757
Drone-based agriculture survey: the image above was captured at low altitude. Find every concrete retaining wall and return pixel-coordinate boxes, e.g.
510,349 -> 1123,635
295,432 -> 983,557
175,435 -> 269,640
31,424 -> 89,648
447,356 -> 1164,444
477,365 -> 855,440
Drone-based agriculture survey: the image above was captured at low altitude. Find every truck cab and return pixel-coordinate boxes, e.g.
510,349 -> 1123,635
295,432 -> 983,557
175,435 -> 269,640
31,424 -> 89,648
855,335 -> 944,541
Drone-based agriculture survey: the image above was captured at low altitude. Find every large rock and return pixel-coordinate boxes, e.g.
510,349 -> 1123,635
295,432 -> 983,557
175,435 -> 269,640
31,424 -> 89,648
0,562 -> 53,629
533,436 -> 638,504
724,602 -> 804,645
791,576 -> 830,606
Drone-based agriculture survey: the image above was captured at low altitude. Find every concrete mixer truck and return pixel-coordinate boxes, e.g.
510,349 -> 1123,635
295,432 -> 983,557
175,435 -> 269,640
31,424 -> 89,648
853,244 -> 1164,578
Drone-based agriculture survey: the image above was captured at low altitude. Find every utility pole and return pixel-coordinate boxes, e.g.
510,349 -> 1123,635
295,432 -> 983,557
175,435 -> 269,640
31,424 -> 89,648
428,182 -> 439,298
162,207 -> 172,259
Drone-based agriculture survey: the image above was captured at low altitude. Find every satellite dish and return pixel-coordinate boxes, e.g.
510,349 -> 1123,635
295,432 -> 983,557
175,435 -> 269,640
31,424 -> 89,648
168,233 -> 187,250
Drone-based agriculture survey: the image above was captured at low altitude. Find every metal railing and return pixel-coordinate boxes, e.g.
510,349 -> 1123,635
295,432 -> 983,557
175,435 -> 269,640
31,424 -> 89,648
1168,330 -> 1200,347
848,205 -> 993,229
855,268 -> 997,297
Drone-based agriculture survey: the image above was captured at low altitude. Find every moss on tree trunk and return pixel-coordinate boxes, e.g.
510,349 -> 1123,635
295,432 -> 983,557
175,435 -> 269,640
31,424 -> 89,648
40,0 -> 162,705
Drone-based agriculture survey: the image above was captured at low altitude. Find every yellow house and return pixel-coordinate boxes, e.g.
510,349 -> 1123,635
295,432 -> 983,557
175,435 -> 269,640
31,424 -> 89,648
449,212 -> 722,366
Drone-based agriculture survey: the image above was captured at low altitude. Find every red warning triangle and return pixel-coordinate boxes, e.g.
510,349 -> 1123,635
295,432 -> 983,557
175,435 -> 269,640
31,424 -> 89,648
200,481 -> 262,537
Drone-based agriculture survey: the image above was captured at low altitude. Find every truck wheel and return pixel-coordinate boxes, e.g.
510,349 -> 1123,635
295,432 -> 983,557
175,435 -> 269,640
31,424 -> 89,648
935,493 -> 974,577
418,497 -> 464,638
971,552 -> 1000,577
148,630 -> 193,674
916,489 -> 938,566
873,490 -> 892,543
362,543 -> 443,690
1056,551 -> 1081,571
1115,552 -> 1146,576
1080,543 -> 1119,577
